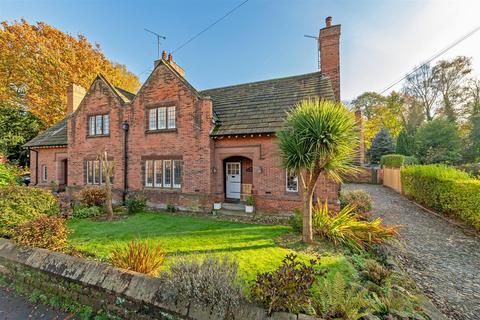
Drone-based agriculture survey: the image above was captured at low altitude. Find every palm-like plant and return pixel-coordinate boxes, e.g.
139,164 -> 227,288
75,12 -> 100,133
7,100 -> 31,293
278,98 -> 359,243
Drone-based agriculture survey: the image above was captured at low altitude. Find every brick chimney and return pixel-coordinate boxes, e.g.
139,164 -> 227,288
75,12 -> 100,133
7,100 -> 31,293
153,51 -> 186,77
66,83 -> 86,115
319,16 -> 341,101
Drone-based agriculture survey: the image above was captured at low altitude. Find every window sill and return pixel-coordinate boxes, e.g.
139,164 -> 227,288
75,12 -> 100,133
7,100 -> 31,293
86,134 -> 110,139
145,128 -> 177,134
144,187 -> 182,193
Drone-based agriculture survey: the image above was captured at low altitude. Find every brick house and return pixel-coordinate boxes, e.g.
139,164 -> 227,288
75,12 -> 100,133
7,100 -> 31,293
25,17 -> 347,214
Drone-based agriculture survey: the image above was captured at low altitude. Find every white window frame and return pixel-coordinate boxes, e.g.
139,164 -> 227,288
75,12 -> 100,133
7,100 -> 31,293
42,164 -> 47,182
167,106 -> 176,129
158,107 -> 167,129
286,170 -> 298,192
145,160 -> 153,187
103,114 -> 110,135
154,160 -> 162,187
89,114 -> 109,136
163,160 -> 172,188
148,109 -> 157,130
173,160 -> 182,188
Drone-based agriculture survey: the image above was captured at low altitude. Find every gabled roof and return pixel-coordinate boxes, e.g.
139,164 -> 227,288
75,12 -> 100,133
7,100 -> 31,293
25,68 -> 335,147
24,118 -> 68,147
24,77 -> 135,148
201,71 -> 334,136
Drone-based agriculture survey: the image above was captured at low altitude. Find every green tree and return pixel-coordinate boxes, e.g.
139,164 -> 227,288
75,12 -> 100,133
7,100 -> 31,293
278,99 -> 358,243
464,79 -> 480,161
403,64 -> 438,121
414,118 -> 461,164
367,128 -> 395,164
0,102 -> 44,165
395,129 -> 415,156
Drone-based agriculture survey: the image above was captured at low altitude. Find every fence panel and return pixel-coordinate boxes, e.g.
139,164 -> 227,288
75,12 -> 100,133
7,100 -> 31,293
383,167 -> 402,193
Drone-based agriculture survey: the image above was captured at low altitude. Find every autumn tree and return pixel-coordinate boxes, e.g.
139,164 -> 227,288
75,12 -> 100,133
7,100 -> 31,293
0,20 -> 140,126
432,56 -> 472,122
403,64 -> 438,121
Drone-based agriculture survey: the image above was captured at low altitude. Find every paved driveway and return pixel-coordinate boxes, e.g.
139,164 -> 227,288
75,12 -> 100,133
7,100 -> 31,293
0,285 -> 71,320
344,184 -> 480,320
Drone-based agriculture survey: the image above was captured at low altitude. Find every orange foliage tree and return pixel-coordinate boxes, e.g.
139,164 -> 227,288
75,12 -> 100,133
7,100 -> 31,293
0,20 -> 140,126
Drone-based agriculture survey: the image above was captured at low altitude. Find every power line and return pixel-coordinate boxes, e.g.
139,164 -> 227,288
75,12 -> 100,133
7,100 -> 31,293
172,0 -> 250,53
380,24 -> 480,94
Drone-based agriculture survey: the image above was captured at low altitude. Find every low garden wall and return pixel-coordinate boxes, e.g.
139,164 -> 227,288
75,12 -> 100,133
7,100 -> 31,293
0,238 -> 317,320
345,167 -> 381,184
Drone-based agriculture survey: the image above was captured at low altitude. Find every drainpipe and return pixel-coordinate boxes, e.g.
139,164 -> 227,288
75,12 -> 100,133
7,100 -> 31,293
31,148 -> 39,186
122,121 -> 129,204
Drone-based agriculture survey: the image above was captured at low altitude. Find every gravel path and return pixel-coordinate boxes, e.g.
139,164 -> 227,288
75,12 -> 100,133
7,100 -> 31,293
344,184 -> 480,320
0,285 -> 71,320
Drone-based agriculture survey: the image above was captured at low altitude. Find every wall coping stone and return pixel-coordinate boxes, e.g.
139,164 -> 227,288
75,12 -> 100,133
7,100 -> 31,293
0,238 -> 320,320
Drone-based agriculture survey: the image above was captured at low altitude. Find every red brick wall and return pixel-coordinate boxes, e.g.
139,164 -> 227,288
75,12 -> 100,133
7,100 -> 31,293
54,60 -> 340,214
29,147 -> 67,187
213,135 -> 339,213
67,77 -> 126,190
319,20 -> 341,101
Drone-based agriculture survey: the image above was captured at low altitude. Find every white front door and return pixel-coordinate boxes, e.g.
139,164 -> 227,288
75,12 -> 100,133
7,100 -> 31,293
226,162 -> 241,199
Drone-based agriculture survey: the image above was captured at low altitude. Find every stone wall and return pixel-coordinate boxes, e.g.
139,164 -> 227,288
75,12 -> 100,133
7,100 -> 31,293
0,239 -> 317,320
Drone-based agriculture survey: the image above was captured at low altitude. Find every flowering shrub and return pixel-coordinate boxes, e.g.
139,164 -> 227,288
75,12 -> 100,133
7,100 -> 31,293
0,185 -> 59,238
80,186 -> 106,207
13,215 -> 68,251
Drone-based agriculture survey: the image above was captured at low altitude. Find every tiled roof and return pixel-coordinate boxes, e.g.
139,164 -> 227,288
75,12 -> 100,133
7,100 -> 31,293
25,71 -> 334,147
201,72 -> 334,136
23,118 -> 68,147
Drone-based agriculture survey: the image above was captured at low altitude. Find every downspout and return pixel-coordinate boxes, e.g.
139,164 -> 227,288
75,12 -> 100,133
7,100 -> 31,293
31,148 -> 39,186
122,121 -> 129,204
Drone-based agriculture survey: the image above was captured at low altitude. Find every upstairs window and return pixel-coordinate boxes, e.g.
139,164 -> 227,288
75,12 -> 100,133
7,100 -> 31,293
148,106 -> 176,130
286,170 -> 298,192
88,114 -> 109,136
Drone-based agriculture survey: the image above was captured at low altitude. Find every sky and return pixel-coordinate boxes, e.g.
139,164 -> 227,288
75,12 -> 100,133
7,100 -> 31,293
1,0 -> 479,101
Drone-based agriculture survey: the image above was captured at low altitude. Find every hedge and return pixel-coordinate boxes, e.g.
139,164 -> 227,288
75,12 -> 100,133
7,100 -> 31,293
380,154 -> 418,168
401,165 -> 480,230
0,185 -> 60,238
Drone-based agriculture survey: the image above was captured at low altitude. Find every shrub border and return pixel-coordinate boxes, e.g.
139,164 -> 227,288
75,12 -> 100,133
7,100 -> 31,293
0,239 -> 316,320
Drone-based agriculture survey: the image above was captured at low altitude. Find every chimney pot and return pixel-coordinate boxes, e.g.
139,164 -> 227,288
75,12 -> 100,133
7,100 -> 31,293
162,50 -> 167,60
325,16 -> 332,27
168,53 -> 172,62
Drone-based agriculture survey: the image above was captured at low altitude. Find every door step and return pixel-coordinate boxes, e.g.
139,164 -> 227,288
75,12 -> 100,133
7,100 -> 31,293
221,202 -> 245,211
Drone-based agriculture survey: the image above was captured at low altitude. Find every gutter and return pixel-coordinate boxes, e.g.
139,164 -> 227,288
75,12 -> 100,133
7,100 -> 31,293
122,121 -> 129,204
30,148 -> 39,186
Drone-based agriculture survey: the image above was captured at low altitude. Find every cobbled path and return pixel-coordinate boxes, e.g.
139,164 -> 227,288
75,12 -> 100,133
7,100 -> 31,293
344,184 -> 480,320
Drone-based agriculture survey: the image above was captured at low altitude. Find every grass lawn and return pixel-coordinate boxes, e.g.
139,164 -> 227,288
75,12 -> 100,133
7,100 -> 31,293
67,212 -> 355,281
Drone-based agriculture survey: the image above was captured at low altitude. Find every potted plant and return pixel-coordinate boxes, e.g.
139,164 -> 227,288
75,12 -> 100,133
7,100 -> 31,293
245,195 -> 254,213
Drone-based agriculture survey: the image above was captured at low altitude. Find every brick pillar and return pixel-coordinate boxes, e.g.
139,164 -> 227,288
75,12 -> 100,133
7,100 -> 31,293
319,16 -> 341,101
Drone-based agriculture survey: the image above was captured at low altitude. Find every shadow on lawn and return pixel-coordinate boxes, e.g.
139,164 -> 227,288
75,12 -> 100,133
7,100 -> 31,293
167,243 -> 278,257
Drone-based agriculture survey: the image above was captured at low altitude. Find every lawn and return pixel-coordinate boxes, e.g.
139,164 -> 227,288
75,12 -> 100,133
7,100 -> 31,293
67,212 -> 355,281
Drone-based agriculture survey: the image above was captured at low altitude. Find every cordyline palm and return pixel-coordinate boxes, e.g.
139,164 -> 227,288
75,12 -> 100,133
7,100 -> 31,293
278,98 -> 359,243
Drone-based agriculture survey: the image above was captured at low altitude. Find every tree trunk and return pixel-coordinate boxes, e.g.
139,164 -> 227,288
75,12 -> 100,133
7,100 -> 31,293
302,185 -> 315,243
105,180 -> 113,220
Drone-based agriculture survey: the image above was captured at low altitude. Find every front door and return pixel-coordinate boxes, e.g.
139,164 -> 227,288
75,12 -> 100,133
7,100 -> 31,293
226,162 -> 241,199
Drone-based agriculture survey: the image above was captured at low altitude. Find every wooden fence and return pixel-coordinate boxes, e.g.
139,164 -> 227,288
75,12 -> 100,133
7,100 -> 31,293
382,167 -> 402,193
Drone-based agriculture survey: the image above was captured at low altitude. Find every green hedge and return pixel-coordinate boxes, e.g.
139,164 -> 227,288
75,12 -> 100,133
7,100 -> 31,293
380,154 -> 418,168
0,163 -> 18,186
0,185 -> 60,238
401,165 -> 480,230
